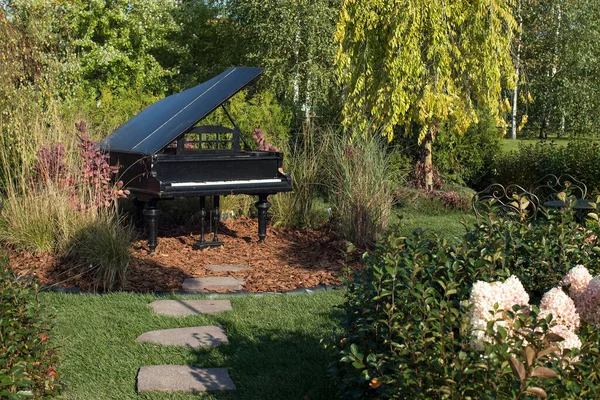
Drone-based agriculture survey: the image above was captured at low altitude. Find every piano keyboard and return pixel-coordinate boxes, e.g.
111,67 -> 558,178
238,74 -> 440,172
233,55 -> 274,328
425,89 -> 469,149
170,178 -> 283,187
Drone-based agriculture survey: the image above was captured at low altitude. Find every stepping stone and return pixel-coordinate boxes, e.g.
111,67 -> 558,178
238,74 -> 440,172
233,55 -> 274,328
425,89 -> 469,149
137,366 -> 236,392
182,277 -> 244,292
148,300 -> 232,316
136,326 -> 228,349
206,264 -> 251,273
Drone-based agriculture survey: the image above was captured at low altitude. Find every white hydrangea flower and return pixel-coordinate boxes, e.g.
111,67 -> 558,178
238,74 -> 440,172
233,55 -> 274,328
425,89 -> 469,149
539,287 -> 580,332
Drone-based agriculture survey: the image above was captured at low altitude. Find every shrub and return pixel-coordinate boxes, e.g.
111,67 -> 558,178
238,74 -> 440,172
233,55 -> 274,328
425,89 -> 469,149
66,210 -> 135,291
493,139 -> 600,194
394,110 -> 501,188
328,132 -> 397,247
204,89 -> 292,149
0,257 -> 60,398
433,110 -> 502,188
327,231 -> 505,398
465,204 -> 600,302
329,229 -> 600,398
467,273 -> 600,399
0,126 -> 129,254
270,125 -> 331,229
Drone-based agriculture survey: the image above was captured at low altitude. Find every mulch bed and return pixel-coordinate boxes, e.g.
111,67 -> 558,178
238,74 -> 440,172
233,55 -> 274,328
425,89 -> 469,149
7,217 -> 355,293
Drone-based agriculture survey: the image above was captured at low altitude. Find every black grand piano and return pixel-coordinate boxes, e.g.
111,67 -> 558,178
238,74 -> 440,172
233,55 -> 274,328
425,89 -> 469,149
100,67 -> 292,254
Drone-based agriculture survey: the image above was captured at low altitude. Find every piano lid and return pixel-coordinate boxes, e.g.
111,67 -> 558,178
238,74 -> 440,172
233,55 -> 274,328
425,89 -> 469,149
99,67 -> 264,155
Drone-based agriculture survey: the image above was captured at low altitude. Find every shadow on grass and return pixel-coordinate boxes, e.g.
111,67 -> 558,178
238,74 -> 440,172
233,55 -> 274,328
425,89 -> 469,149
180,322 -> 342,399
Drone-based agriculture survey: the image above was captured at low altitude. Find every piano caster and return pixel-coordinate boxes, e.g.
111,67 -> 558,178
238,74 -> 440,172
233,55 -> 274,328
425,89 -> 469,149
143,200 -> 161,255
193,196 -> 224,250
255,195 -> 271,243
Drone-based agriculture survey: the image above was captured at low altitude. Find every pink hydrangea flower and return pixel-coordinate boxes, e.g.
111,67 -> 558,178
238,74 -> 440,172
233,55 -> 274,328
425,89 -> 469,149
579,276 -> 600,326
561,265 -> 593,299
539,287 -> 580,331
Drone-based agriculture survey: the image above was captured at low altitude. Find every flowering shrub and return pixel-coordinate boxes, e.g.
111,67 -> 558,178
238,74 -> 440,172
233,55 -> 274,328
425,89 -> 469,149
469,276 -> 582,356
252,128 -> 280,152
466,271 -> 600,398
469,275 -> 530,349
465,204 -> 600,301
329,230 -> 600,398
561,265 -> 600,326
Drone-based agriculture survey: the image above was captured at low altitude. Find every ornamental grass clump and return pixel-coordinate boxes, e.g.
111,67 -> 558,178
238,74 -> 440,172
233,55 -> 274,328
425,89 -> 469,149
269,125 -> 331,229
0,116 -> 134,289
328,131 -> 397,247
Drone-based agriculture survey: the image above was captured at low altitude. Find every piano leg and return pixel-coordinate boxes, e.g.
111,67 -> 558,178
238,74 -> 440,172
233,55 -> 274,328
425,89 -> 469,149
193,196 -> 223,249
212,195 -> 221,243
133,198 -> 145,230
255,195 -> 271,243
198,196 -> 207,246
143,199 -> 160,255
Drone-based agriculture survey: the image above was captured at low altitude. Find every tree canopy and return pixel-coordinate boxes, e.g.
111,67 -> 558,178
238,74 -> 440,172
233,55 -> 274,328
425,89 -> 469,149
335,0 -> 517,142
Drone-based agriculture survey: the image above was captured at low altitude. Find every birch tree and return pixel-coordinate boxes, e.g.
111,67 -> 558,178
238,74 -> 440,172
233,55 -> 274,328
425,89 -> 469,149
335,0 -> 517,191
227,0 -> 340,125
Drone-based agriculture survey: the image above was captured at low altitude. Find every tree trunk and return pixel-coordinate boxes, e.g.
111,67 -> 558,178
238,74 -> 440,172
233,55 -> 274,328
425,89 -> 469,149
424,137 -> 433,191
424,124 -> 438,192
511,3 -> 523,140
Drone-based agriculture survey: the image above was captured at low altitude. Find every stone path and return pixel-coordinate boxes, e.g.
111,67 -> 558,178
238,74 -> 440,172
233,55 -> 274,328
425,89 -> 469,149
137,366 -> 236,392
182,277 -> 245,292
137,268 -> 246,394
148,299 -> 232,316
136,326 -> 228,349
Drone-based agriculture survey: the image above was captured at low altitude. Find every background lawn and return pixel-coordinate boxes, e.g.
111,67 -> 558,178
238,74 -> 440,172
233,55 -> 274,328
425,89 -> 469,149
44,290 -> 344,400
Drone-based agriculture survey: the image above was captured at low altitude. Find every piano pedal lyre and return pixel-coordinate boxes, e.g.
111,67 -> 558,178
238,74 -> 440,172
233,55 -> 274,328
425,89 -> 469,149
193,195 -> 224,249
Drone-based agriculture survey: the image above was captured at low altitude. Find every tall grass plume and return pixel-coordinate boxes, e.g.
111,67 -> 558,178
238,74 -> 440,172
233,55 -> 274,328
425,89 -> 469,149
328,131 -> 397,247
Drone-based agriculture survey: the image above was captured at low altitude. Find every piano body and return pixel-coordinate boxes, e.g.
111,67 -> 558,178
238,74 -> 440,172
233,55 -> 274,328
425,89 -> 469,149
100,67 -> 292,253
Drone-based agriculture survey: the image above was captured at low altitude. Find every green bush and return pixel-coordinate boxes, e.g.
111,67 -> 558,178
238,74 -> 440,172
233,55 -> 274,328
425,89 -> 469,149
465,205 -> 600,302
493,140 -> 600,193
204,89 -> 292,149
329,228 -> 600,398
394,111 -> 501,188
434,111 -> 502,187
328,231 -> 505,398
0,257 -> 60,399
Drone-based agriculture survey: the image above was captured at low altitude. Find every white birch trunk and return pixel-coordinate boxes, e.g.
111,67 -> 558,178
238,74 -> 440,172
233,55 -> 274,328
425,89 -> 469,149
511,3 -> 523,140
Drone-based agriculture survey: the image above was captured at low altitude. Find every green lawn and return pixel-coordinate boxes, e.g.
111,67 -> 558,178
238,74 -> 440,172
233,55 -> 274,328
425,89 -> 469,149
44,291 -> 344,400
44,194 -> 476,399
392,186 -> 475,239
500,135 -> 598,153
394,209 -> 472,238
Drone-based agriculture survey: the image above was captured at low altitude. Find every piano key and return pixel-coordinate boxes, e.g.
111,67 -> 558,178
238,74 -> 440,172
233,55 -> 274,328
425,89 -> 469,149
169,178 -> 283,187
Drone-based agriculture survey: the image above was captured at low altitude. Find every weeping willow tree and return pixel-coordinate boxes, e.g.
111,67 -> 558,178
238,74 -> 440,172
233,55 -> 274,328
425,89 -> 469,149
336,0 -> 517,191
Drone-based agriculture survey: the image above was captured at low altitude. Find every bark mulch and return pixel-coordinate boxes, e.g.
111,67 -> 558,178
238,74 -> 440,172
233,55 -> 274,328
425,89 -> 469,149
7,217 -> 353,293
